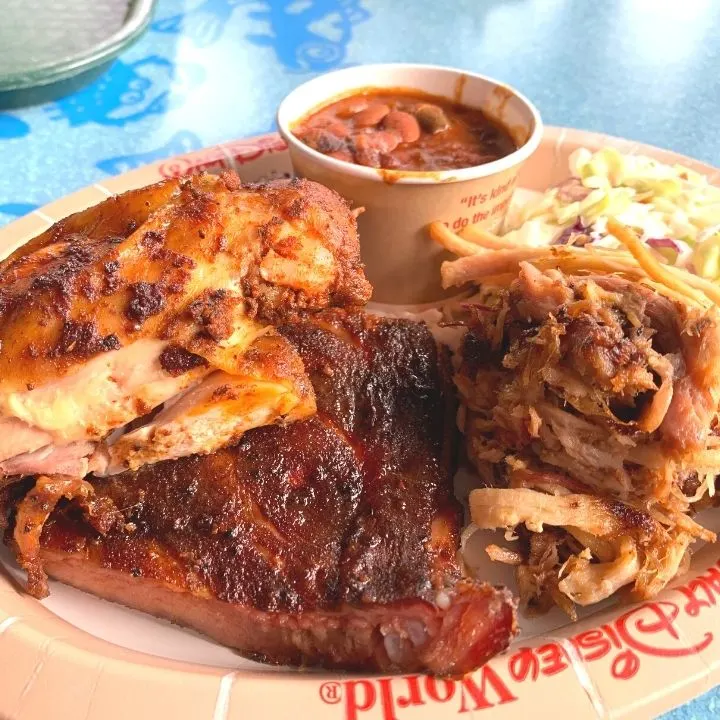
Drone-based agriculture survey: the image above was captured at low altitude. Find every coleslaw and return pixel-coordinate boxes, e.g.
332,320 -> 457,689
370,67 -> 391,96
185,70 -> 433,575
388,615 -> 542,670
502,147 -> 720,280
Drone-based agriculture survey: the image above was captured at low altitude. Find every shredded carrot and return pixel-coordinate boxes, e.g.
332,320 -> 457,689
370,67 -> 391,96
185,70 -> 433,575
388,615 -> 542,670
438,216 -> 720,311
472,272 -> 518,287
461,225 -> 518,250
639,279 -> 707,308
441,244 -> 644,288
531,253 -> 646,278
663,266 -> 720,308
429,221 -> 483,257
606,219 -> 713,306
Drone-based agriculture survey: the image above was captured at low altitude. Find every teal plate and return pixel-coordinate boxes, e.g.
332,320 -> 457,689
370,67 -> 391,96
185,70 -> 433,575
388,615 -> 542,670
0,0 -> 155,102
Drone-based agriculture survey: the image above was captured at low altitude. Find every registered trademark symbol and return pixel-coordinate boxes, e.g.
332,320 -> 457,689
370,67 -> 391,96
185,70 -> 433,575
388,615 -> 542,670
319,681 -> 342,704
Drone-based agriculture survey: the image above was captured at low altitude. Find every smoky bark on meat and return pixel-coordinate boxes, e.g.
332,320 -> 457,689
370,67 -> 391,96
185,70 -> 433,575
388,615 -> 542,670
2,311 -> 517,674
459,262 -> 720,616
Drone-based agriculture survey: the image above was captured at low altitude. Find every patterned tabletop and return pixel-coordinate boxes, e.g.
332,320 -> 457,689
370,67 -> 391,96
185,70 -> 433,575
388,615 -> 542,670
0,0 -> 719,716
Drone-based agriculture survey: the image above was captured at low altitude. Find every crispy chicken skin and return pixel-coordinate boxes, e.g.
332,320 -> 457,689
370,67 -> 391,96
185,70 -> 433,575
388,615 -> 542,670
0,173 -> 370,475
0,172 -> 369,390
4,312 -> 517,674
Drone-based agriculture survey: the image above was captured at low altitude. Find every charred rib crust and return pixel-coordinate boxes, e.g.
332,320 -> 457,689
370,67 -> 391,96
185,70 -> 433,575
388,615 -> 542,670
53,321 -> 121,358
43,313 -> 453,611
10,312 -> 515,673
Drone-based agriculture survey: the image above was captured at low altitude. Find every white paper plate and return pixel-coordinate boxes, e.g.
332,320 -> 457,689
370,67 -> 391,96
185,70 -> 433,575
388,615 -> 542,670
1,128 -> 719,720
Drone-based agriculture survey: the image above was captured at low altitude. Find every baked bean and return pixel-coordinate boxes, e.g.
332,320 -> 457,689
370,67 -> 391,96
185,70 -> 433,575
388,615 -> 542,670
352,131 -> 401,167
353,103 -> 390,127
300,127 -> 345,154
328,149 -> 354,163
354,130 -> 400,154
371,130 -> 401,154
293,89 -> 516,171
382,111 -> 421,143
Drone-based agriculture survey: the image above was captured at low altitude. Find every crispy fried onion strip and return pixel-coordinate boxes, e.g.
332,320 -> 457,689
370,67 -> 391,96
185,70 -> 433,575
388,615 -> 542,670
430,222 -> 518,252
470,487 -> 702,606
13,475 -> 94,598
440,243 -> 644,290
433,220 -> 720,310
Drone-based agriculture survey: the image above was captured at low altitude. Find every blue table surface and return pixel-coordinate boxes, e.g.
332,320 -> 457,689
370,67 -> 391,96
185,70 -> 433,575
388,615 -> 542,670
1,0 -> 719,715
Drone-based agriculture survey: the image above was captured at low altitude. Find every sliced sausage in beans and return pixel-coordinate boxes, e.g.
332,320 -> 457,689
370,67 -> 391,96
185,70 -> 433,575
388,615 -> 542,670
353,103 -> 390,127
293,89 -> 516,171
383,111 -> 421,143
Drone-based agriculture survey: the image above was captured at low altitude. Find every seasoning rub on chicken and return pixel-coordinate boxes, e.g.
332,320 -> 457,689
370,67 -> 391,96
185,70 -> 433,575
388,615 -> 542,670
0,172 -> 371,481
2,312 -> 516,673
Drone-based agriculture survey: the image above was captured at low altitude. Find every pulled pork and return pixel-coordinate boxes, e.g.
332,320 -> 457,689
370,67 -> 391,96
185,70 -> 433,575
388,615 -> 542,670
458,262 -> 720,615
9,474 -> 121,597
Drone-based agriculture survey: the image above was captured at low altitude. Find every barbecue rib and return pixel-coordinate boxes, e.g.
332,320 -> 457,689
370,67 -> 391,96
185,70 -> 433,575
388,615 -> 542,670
4,312 -> 517,674
0,173 -> 371,478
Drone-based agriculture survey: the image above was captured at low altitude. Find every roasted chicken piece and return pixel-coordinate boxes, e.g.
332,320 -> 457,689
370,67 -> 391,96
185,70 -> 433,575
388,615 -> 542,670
0,173 -> 371,478
3,312 -> 517,673
95,332 -> 315,474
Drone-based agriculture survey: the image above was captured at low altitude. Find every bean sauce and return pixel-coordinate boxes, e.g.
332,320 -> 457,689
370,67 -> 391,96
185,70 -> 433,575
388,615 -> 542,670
292,88 -> 517,171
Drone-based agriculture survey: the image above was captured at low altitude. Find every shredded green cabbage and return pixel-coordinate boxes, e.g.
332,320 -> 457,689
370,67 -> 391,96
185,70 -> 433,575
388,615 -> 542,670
503,147 -> 720,280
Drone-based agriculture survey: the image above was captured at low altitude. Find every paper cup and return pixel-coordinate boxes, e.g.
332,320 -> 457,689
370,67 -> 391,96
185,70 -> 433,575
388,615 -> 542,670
277,63 -> 543,303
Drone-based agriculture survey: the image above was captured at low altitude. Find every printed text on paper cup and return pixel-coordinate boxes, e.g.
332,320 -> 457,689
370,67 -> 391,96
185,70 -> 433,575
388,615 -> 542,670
444,176 -> 517,231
